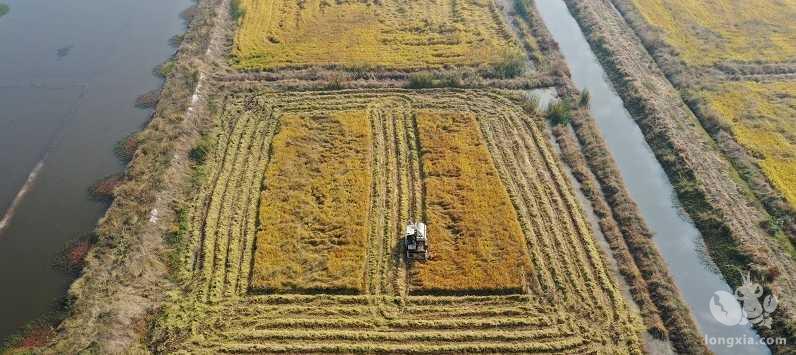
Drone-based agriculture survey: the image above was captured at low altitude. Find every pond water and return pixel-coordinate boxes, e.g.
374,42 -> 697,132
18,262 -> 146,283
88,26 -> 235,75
0,0 -> 191,340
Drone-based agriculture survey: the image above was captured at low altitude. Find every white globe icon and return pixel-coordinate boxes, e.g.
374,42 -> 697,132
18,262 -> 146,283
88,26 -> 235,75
709,290 -> 743,326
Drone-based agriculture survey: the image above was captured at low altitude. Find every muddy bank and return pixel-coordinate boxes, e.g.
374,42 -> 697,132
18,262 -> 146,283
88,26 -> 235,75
43,0 -> 225,351
562,0 -> 795,351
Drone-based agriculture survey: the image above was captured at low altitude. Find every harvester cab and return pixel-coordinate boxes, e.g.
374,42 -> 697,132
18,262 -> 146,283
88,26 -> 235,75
405,222 -> 429,261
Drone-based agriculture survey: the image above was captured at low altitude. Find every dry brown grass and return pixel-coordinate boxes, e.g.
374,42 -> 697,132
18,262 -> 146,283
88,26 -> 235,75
251,111 -> 372,293
412,111 -> 531,293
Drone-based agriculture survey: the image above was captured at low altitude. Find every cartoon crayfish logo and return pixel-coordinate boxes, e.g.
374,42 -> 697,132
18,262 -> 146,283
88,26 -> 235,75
709,271 -> 778,328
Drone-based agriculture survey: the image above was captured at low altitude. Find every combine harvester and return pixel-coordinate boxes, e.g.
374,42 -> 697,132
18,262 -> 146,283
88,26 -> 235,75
405,221 -> 429,261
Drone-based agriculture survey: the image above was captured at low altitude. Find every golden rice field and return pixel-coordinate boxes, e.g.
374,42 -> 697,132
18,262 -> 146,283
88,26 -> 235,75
231,0 -> 518,70
629,0 -> 796,66
700,81 -> 796,208
252,112 -> 372,293
157,90 -> 642,353
413,111 -> 531,294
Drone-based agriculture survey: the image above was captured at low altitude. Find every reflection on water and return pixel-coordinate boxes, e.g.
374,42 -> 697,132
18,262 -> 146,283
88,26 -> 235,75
533,0 -> 769,353
0,0 -> 191,340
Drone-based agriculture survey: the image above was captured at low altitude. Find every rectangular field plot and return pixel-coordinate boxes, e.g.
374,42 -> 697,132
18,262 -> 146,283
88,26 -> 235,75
169,90 -> 641,353
185,90 -> 628,302
252,111 -> 373,293
411,111 -> 531,294
232,0 -> 518,70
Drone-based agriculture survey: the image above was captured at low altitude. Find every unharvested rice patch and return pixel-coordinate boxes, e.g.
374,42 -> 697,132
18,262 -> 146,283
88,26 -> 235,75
411,111 -> 531,293
700,81 -> 796,209
629,0 -> 796,66
251,111 -> 373,293
232,0 -> 519,70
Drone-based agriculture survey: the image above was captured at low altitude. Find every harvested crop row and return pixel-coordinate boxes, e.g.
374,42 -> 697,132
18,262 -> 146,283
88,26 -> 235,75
364,104 -> 399,300
174,292 -> 598,354
181,102 -> 278,302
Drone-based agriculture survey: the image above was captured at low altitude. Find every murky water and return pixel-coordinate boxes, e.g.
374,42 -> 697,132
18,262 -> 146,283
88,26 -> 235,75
0,0 -> 190,340
534,0 -> 769,353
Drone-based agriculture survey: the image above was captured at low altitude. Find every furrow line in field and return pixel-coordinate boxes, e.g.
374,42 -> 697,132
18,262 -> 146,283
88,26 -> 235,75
492,109 -> 593,307
204,336 -> 591,354
365,106 -> 387,308
393,108 -> 412,301
209,113 -> 260,301
477,110 -> 561,298
232,316 -> 558,330
222,116 -> 267,297
187,106 -> 240,278
524,115 -> 624,319
199,111 -> 253,302
236,110 -> 278,295
215,328 -> 573,342
380,107 -> 406,311
499,108 -> 599,311
380,107 -> 397,299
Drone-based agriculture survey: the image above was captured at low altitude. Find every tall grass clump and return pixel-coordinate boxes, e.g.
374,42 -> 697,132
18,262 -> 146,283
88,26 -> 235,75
188,132 -> 216,165
494,50 -> 526,78
407,72 -> 435,89
230,0 -> 245,21
578,89 -> 590,108
155,59 -> 177,78
513,0 -> 529,21
546,99 -> 572,125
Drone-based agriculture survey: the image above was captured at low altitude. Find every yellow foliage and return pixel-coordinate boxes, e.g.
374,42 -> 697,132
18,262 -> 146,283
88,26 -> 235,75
701,81 -> 796,208
631,0 -> 796,66
232,0 -> 518,70
413,111 -> 531,292
252,111 -> 372,292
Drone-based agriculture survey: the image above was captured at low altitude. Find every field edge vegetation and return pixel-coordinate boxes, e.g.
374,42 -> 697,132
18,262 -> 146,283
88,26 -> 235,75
38,0 -> 221,352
